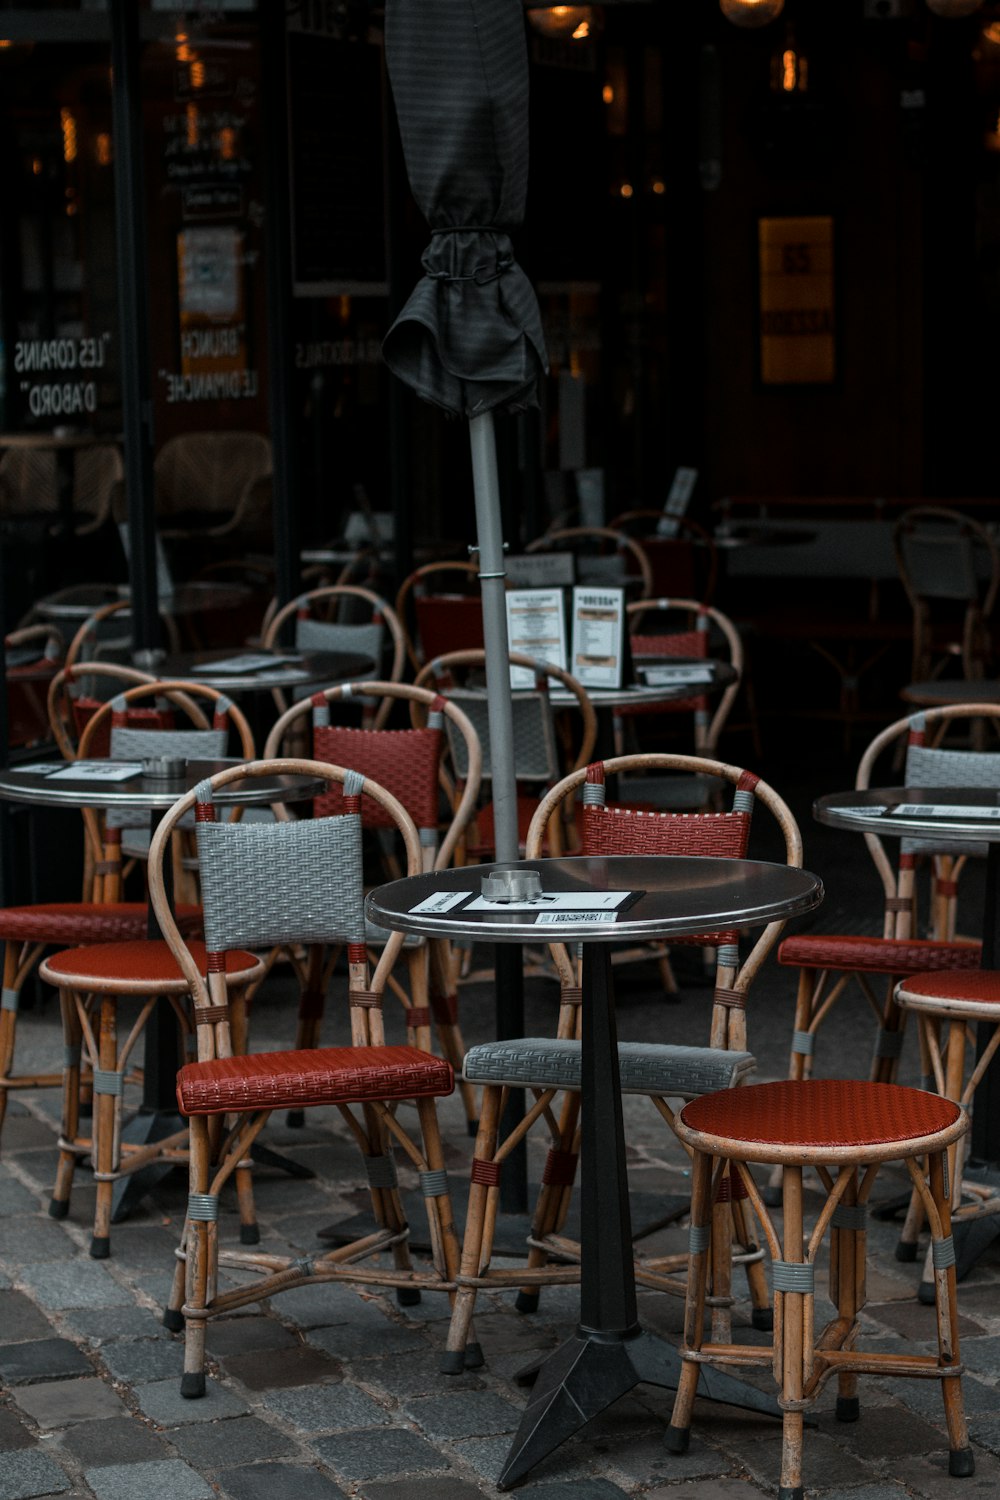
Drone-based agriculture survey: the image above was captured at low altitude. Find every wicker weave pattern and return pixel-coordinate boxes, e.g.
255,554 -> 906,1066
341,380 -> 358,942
196,815 -> 366,949
779,933 -> 981,974
900,970 -> 1000,1004
463,1038 -> 755,1096
446,689 -> 556,782
680,1078 -> 961,1150
312,724 -> 442,830
0,902 -> 201,944
414,595 -> 484,664
43,938 -> 256,984
176,1043 -> 454,1115
624,629 -> 709,716
296,616 -> 384,662
899,742 -> 1000,857
73,702 -> 173,758
110,726 -> 228,761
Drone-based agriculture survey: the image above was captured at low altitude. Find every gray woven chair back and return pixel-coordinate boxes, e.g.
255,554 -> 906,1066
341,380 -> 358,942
106,725 -> 228,830
900,531 -> 978,602
295,615 -> 384,664
195,791 -> 366,951
901,737 -> 1000,857
444,688 -> 558,783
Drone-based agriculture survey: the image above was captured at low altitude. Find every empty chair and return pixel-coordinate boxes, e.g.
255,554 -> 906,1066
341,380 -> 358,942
893,506 -> 998,684
610,510 -> 719,603
395,560 -> 484,673
526,524 -> 654,600
261,584 -> 405,724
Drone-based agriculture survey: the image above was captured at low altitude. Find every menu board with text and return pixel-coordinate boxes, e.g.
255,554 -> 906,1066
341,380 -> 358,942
505,589 -> 568,687
570,586 -> 626,689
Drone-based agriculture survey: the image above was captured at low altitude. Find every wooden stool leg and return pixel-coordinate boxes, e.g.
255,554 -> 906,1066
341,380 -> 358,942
0,944 -> 21,1147
516,1089 -> 581,1315
731,1192 -> 772,1332
181,1115 -> 212,1398
51,987 -> 83,1219
927,1150 -> 974,1477
834,1168 -> 861,1424
666,1149 -> 713,1453
443,1083 -> 502,1373
779,1164 -> 806,1500
90,994 -> 118,1259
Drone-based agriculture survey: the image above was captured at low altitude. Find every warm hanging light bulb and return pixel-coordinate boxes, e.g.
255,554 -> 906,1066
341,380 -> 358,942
526,6 -> 599,40
926,0 -> 983,15
720,0 -> 785,27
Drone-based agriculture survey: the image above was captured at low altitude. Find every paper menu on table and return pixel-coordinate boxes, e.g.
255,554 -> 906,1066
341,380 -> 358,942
891,803 -> 1000,820
48,761 -> 144,781
464,890 -> 632,913
505,588 -> 567,687
639,664 -> 713,687
192,653 -> 299,675
570,586 -> 626,690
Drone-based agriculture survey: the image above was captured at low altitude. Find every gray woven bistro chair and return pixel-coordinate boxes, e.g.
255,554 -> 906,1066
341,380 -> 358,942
147,760 -> 460,1397
260,584 -> 406,724
893,506 -> 998,684
442,753 -> 804,1374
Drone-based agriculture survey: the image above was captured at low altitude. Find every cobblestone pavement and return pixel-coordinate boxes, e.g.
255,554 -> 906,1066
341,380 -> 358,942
2,785 -> 999,1499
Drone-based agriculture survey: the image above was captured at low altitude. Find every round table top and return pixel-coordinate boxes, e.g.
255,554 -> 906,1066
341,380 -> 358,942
816,787 -> 1000,843
713,525 -> 819,550
900,680 -> 1000,707
0,757 -> 323,812
34,581 -> 254,621
549,659 -> 737,709
366,855 -> 822,945
146,647 -> 374,693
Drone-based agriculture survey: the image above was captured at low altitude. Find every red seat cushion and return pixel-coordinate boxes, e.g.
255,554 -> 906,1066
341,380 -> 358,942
680,1078 -> 962,1153
42,940 -> 259,987
778,933 -> 981,975
899,970 -> 1000,1005
0,902 -> 202,945
177,1044 -> 454,1116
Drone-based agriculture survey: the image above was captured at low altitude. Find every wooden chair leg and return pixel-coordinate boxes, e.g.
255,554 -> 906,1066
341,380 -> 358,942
666,1148 -> 712,1453
90,994 -> 118,1259
779,1164 -> 806,1500
443,1083 -> 502,1373
833,1169 -> 861,1424
51,987 -> 82,1220
181,1114 -> 212,1399
927,1151 -> 974,1476
516,1090 -> 581,1315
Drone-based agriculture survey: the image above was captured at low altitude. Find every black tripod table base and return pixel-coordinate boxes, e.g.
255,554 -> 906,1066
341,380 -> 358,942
498,1324 -> 780,1490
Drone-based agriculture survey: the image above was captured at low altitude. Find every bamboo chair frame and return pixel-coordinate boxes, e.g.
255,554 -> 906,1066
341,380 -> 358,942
394,559 -> 483,674
623,596 -> 744,759
893,505 -> 999,684
526,524 -> 654,600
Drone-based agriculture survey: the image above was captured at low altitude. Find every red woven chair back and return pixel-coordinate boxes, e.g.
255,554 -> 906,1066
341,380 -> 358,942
581,762 -> 755,944
313,723 -> 443,832
414,596 -> 484,664
629,627 -> 709,715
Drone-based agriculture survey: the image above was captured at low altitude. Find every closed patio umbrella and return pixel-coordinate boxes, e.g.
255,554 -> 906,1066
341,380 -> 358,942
382,0 -> 547,873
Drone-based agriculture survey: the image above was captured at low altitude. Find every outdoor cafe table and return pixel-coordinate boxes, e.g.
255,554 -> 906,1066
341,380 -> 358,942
815,786 -> 1000,1269
147,646 -> 374,695
33,580 -> 254,623
367,853 -> 823,1489
0,757 -> 324,1212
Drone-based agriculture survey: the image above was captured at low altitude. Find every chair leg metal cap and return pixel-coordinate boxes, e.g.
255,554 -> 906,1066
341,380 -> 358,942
515,1290 -> 540,1314
467,1118 -> 480,1137
239,1223 -> 260,1245
180,1372 -> 206,1399
48,1198 -> 69,1220
162,1308 -> 184,1333
89,1235 -> 110,1260
949,1447 -> 975,1477
778,1488 -> 803,1500
836,1396 -> 860,1423
464,1341 -> 484,1369
895,1240 -> 918,1263
396,1286 -> 422,1307
286,1110 -> 305,1128
917,1279 -> 936,1306
751,1307 -> 774,1332
664,1425 -> 690,1455
439,1350 -> 467,1375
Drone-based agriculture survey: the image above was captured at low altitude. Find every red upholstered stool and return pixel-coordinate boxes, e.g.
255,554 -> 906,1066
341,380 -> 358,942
894,969 -> 1000,1294
39,939 -> 262,1258
668,1079 -> 973,1500
0,902 -> 201,1149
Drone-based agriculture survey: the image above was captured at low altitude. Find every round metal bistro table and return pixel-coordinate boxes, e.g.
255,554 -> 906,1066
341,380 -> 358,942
367,854 -> 823,1489
33,580 -> 254,623
548,657 -> 737,711
146,647 -> 374,694
0,758 -> 325,1214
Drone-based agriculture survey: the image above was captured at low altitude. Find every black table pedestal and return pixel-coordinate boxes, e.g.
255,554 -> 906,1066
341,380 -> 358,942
497,945 -> 778,1490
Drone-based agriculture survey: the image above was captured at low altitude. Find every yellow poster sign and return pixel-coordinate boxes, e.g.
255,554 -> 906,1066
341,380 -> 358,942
758,216 -> 835,385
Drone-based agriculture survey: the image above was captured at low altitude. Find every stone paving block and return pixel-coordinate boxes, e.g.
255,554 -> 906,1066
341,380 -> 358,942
891,1447 -> 1000,1497
18,1262 -> 133,1311
167,1415 -> 297,1468
98,1226 -> 180,1268
0,1290 -> 58,1343
307,1320 -> 427,1360
56,1417 -> 170,1467
84,1458 -> 215,1500
957,1336 -> 1000,1379
735,1428 -> 878,1491
810,1401 -> 953,1460
59,1307 -> 172,1345
0,1114 -> 58,1153
357,1479 -> 484,1500
364,1352 -> 486,1398
312,1427 -> 448,1480
970,1415 -> 1000,1455
204,1316 -> 299,1358
214,1462 -> 348,1500
404,1390 -> 523,1440
867,1298 -> 985,1341
224,1345 -> 342,1391
0,1172 -> 40,1217
505,1482 -> 630,1499
0,1410 -> 35,1452
13,1378 -> 125,1429
0,1222 -> 78,1265
98,1338 -> 185,1385
0,1340 -> 92,1385
643,1482 -> 774,1500
132,1377 -> 251,1427
450,1435 -> 593,1486
0,1450 -> 71,1499
262,1382 -> 390,1433
599,1430 -> 734,1484
275,1283 -> 398,1330
883,1371 -> 998,1420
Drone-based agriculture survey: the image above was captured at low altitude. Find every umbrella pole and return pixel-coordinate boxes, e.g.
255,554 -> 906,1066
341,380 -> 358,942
470,412 -> 528,1214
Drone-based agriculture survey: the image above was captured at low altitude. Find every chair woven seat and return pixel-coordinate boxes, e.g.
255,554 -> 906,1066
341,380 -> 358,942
778,933 -> 981,974
897,968 -> 1000,1013
463,1038 -> 755,1096
679,1079 -> 963,1161
0,902 -> 202,945
177,1043 -> 454,1115
41,939 -> 259,987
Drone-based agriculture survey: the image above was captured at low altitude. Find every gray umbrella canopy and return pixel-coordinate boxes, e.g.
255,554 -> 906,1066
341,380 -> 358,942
383,0 -> 548,863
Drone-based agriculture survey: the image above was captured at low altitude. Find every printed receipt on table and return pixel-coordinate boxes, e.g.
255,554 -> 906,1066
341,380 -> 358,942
408,890 -> 638,918
890,803 -> 1000,820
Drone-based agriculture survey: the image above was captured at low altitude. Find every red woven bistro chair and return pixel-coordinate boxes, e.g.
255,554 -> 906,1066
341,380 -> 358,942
5,624 -> 63,748
893,969 -> 1000,1296
263,679 -> 482,1132
260,583 -> 406,724
441,753 -> 803,1373
394,559 -> 484,674
609,510 -> 719,604
776,705 -> 1000,1106
38,682 -> 256,1256
148,760 -> 460,1398
47,660 -> 161,765
0,667 -> 209,1152
667,1080 -> 973,1499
